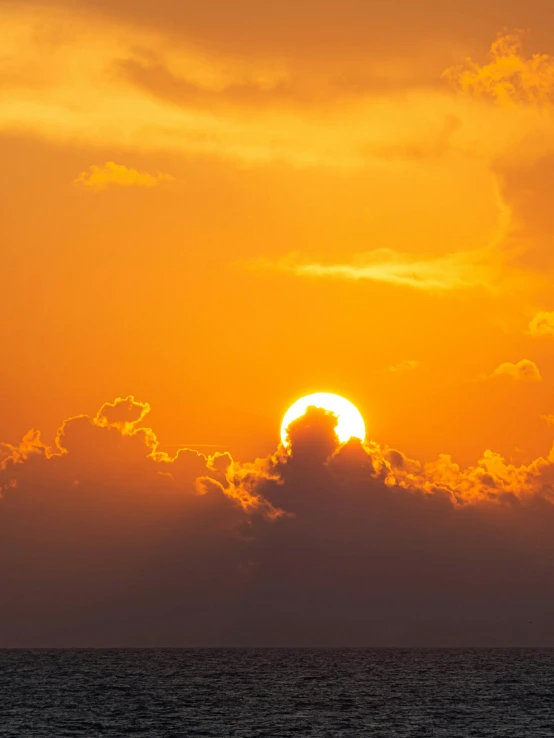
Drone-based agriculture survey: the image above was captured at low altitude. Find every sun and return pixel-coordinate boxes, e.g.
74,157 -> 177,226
281,392 -> 366,446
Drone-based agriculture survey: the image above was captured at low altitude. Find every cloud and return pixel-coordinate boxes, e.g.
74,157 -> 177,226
201,406 -> 554,645
95,395 -> 151,428
0,3 -> 454,169
387,360 -> 420,373
215,405 -> 554,510
529,311 -> 554,337
74,162 -> 174,190
541,414 -> 554,425
444,30 -> 554,106
252,169 -> 525,294
2,5 -> 554,175
4,397 -> 554,646
259,247 -> 500,293
491,359 -> 542,382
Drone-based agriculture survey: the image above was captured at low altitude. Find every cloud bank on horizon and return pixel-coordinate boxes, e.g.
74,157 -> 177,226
2,396 -> 554,647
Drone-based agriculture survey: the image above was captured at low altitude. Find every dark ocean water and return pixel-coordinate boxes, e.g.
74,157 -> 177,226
1,649 -> 553,737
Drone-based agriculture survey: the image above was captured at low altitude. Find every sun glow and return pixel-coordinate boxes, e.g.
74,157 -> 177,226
281,392 -> 366,446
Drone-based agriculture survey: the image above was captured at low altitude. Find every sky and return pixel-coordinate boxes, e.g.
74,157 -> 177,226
3,0 -> 554,646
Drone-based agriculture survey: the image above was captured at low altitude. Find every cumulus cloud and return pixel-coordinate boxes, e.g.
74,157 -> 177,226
491,359 -> 542,382
445,30 -> 554,106
201,406 -> 554,646
3,397 -> 554,646
214,405 -> 554,510
95,395 -> 151,428
529,311 -> 554,337
74,162 -> 174,190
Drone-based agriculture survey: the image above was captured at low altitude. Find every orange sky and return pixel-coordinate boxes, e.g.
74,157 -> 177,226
3,0 -> 554,646
3,0 -> 554,467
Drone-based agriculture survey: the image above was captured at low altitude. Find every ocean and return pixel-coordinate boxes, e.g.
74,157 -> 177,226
1,649 -> 553,736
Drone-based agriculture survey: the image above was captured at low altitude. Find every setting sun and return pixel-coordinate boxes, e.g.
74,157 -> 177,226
281,392 -> 366,446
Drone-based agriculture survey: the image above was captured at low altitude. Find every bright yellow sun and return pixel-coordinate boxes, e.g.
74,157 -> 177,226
281,392 -> 366,446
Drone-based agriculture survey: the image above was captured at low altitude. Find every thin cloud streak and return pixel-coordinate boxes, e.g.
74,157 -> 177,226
261,248 -> 499,293
256,177 -> 521,293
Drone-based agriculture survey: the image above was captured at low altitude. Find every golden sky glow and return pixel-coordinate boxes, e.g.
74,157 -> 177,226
2,2 -> 554,465
4,0 -> 554,646
1,0 -> 554,461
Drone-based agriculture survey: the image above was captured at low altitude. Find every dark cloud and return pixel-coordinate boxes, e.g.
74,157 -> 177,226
2,399 -> 554,646
115,57 -> 296,110
496,154 -> 554,272
29,0 -> 554,64
114,55 -> 449,113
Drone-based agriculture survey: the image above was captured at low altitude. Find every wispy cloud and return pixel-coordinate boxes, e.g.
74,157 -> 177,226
1,7 -> 553,172
254,173 -> 520,294
259,248 -> 498,293
387,360 -> 420,373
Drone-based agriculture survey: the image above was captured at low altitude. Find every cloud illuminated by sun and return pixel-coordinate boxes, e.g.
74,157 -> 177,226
74,162 -> 174,191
